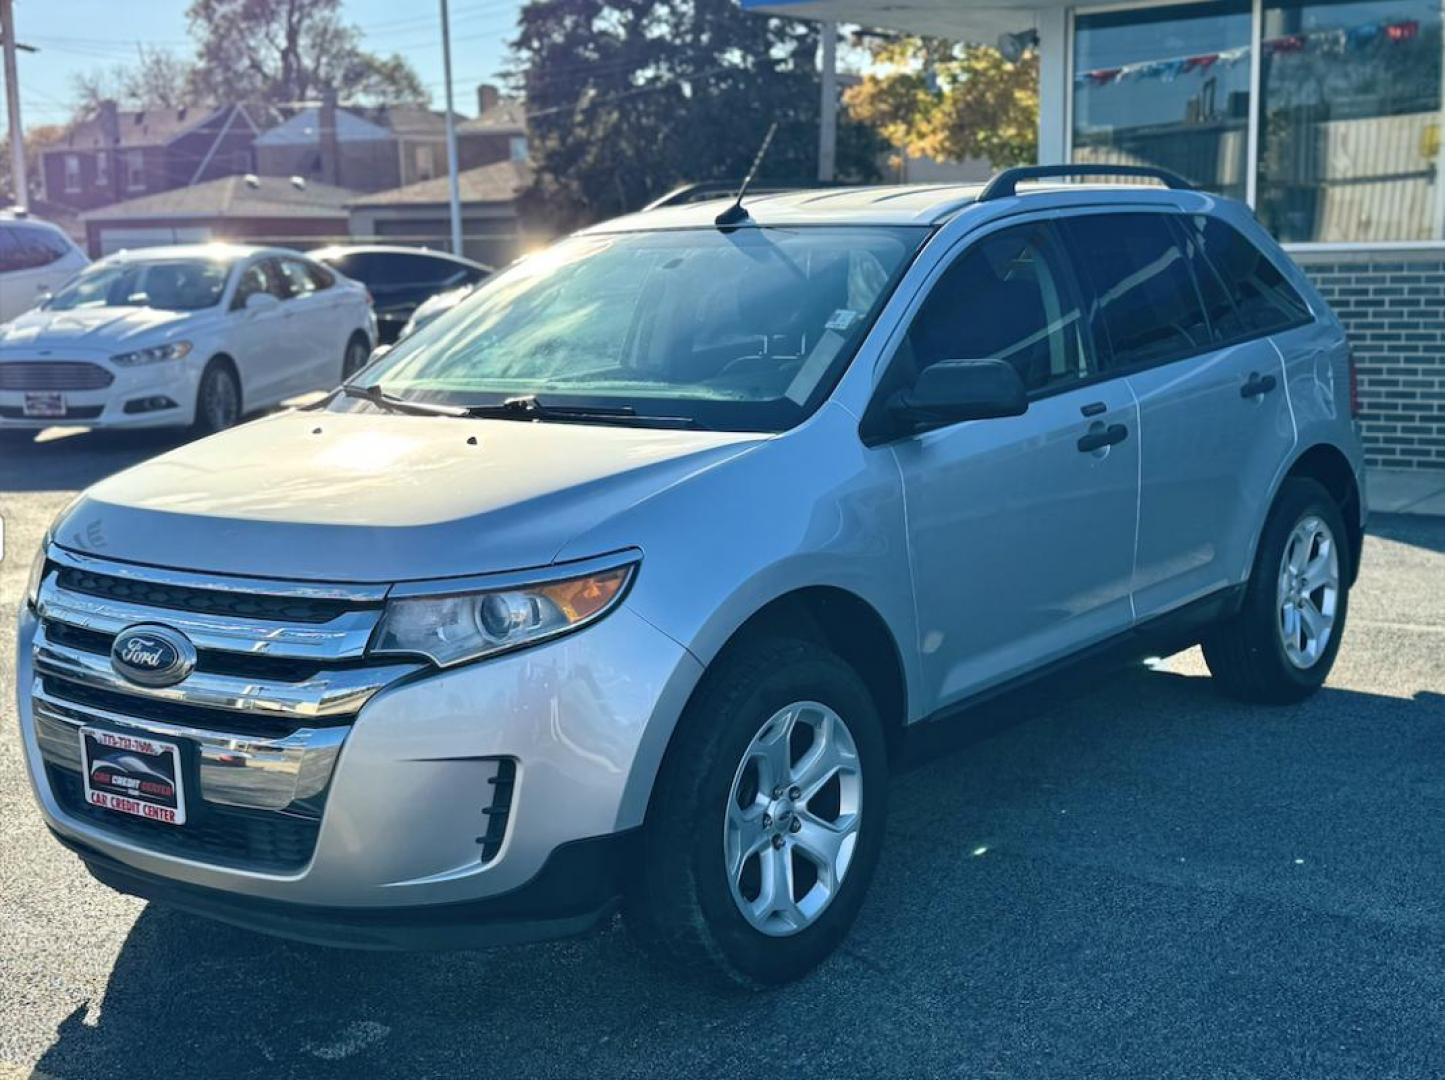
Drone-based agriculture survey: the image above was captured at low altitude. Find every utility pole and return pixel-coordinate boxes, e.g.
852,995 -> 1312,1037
817,21 -> 837,183
0,0 -> 25,211
440,0 -> 463,257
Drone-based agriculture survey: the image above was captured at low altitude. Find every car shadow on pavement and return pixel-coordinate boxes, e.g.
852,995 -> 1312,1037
0,428 -> 196,493
28,663 -> 1445,1080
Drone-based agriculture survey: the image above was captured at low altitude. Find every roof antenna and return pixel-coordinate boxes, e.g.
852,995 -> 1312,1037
715,121 -> 778,227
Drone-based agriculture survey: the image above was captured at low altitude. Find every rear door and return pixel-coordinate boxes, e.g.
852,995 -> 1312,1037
226,257 -> 299,407
884,219 -> 1141,709
1060,211 -> 1300,619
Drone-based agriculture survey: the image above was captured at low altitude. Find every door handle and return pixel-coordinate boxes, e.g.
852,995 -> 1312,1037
1240,372 -> 1278,399
1080,400 -> 1108,417
1077,423 -> 1128,453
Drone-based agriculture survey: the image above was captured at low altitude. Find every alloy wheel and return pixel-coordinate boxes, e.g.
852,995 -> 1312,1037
1277,514 -> 1340,669
723,701 -> 862,937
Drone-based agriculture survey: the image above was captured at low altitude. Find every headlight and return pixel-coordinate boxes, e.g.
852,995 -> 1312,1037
111,340 -> 193,367
370,561 -> 636,667
24,537 -> 49,610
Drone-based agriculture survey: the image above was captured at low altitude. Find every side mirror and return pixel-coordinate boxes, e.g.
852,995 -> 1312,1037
870,359 -> 1028,442
245,291 -> 280,313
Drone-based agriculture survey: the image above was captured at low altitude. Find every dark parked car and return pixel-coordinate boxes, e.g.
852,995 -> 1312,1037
311,245 -> 491,344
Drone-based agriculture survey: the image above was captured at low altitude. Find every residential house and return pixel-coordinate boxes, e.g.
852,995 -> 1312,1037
457,84 -> 529,170
347,159 -> 532,266
255,93 -> 462,194
41,102 -> 265,212
79,174 -> 353,256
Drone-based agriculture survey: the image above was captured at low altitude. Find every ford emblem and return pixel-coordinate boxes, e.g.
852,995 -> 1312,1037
110,624 -> 197,688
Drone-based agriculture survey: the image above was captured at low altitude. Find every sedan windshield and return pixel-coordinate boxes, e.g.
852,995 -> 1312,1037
351,226 -> 927,432
45,259 -> 231,312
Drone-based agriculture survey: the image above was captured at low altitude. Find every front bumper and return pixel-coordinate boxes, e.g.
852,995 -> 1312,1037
18,590 -> 702,940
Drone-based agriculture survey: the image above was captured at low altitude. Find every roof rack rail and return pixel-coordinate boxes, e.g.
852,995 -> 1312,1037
642,179 -> 853,212
978,164 -> 1194,202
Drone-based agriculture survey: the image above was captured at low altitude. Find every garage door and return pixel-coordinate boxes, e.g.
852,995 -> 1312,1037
98,226 -> 212,256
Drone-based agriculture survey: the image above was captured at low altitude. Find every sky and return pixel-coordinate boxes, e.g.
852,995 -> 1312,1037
7,0 -> 524,127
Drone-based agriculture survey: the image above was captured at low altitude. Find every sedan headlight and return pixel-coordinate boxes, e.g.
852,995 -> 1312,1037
370,561 -> 636,667
111,340 -> 193,367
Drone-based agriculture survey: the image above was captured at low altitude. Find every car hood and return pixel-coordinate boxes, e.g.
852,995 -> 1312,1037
52,408 -> 766,582
0,306 -> 204,350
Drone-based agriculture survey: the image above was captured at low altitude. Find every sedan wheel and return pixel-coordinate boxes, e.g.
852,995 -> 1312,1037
195,364 -> 241,435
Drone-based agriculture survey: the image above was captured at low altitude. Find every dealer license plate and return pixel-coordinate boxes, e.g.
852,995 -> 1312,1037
80,727 -> 187,825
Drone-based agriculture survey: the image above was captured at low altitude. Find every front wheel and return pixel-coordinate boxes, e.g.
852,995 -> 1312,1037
192,360 -> 241,436
1202,478 -> 1350,704
625,636 -> 888,987
341,333 -> 370,381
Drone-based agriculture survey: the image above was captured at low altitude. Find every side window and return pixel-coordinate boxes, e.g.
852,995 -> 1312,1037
0,226 -> 20,273
1062,213 -> 1212,370
1190,216 -> 1310,338
278,258 -> 317,298
306,261 -> 335,290
232,261 -> 285,308
902,223 -> 1090,394
9,226 -> 69,270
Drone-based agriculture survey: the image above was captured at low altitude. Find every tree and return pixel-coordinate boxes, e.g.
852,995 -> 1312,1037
512,0 -> 885,229
183,0 -> 425,106
71,47 -> 192,113
843,36 -> 1038,173
0,124 -> 67,204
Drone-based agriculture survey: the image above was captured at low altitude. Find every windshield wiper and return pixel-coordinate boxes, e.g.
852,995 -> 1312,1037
466,395 -> 704,429
339,383 -> 468,418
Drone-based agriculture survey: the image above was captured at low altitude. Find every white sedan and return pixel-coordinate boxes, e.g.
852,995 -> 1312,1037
0,244 -> 375,435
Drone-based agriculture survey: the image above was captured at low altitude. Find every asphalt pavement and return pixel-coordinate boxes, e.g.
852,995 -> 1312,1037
2,426 -> 1444,1080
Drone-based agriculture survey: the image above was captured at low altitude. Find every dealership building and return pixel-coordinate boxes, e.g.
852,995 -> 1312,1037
748,0 -> 1445,471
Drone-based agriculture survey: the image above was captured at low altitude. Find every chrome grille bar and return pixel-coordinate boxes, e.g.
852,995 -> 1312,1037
34,623 -> 421,720
37,573 -> 382,660
33,679 -> 347,811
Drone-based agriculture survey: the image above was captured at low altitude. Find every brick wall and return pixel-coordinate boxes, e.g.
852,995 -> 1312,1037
1295,251 -> 1445,471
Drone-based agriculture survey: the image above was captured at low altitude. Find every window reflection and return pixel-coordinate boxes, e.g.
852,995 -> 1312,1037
1073,1 -> 1253,200
1258,0 -> 1444,242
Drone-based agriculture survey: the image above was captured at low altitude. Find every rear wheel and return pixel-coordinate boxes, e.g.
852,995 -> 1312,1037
625,636 -> 888,987
1202,478 -> 1350,704
192,360 -> 241,436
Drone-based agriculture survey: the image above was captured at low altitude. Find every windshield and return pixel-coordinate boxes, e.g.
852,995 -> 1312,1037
350,226 -> 927,431
45,259 -> 231,312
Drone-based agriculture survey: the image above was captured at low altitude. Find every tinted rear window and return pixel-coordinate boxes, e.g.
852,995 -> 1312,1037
1062,213 -> 1212,370
1187,216 -> 1311,338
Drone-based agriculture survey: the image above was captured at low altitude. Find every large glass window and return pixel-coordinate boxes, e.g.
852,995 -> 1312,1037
1258,0 -> 1443,242
1073,1 -> 1254,200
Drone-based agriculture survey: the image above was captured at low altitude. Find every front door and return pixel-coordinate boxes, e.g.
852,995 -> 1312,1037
226,258 -> 298,408
884,220 -> 1141,711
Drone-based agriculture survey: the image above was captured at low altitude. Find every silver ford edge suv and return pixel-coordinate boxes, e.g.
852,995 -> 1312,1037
17,167 -> 1367,986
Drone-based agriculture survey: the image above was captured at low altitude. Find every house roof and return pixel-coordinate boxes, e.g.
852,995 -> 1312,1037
54,104 -> 229,151
348,159 -> 531,208
79,174 -> 357,222
254,103 -> 461,147
459,99 -> 527,135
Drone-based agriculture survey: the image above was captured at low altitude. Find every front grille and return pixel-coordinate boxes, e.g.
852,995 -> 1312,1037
0,404 -> 104,420
47,765 -> 320,872
55,566 -> 368,623
32,552 -> 415,875
0,362 -> 114,391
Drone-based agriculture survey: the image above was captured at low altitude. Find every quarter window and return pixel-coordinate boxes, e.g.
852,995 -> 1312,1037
1062,213 -> 1212,369
1187,215 -> 1311,336
901,223 -> 1090,394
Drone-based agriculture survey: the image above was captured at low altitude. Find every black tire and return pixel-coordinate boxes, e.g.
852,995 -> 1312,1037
1202,478 -> 1351,704
341,333 -> 371,380
192,360 -> 241,436
625,636 -> 889,988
